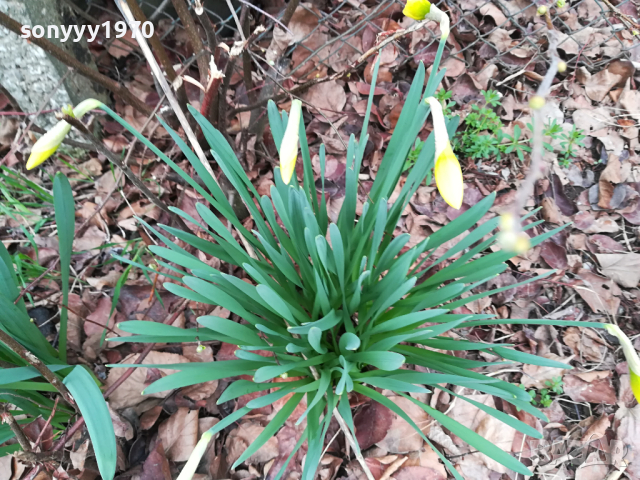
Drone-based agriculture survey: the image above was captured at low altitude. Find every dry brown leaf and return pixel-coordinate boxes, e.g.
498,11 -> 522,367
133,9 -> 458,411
377,395 -> 428,453
563,371 -> 617,404
573,269 -> 621,315
521,354 -> 572,389
584,68 -> 623,102
105,351 -> 190,409
226,422 -> 279,467
615,405 -> 640,475
158,407 -> 199,462
595,253 -> 640,288
562,327 -> 606,363
580,414 -> 610,443
302,81 -> 346,119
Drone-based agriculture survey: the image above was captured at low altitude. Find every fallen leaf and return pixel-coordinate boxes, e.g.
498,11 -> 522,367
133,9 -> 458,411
302,81 -> 347,119
584,68 -> 623,102
595,253 -> 640,288
140,440 -> 172,480
562,327 -> 607,363
393,466 -> 447,480
563,371 -> 617,404
573,269 -> 621,316
377,395 -> 428,453
158,407 -> 199,462
354,401 -> 394,450
105,351 -> 190,409
226,421 -> 279,466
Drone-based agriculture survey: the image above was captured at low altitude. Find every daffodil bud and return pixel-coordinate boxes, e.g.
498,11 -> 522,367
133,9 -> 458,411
604,324 -> 640,403
177,430 -> 214,480
26,98 -> 104,170
498,213 -> 530,254
529,95 -> 545,110
279,99 -> 302,185
425,97 -> 463,209
403,0 -> 432,21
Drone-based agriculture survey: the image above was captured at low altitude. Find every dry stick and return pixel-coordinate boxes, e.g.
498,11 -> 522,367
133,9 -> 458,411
510,28 -> 562,222
115,0 -> 257,258
0,329 -> 76,408
1,408 -> 33,452
124,0 -> 190,114
34,397 -> 59,449
51,299 -> 189,453
0,11 -> 152,117
169,0 -> 209,85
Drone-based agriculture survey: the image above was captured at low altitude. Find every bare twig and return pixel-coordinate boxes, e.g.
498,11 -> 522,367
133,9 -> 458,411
0,11 -> 152,117
34,397 -> 59,449
169,0 -> 209,84
1,407 -> 33,452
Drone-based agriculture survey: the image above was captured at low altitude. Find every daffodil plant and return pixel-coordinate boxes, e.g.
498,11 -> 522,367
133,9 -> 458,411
23,6 -> 608,480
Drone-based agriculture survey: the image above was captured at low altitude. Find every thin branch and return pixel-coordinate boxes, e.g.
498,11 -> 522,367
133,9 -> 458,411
0,329 -> 76,408
169,0 -> 209,84
1,408 -> 33,452
0,11 -> 153,117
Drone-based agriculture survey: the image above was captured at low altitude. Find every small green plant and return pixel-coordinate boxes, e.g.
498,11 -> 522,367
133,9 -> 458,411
519,376 -> 564,407
558,124 -> 586,167
83,57 -> 606,480
451,91 -> 585,168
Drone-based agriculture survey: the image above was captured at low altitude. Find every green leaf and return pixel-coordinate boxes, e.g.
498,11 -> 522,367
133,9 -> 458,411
308,327 -> 328,354
63,366 -> 116,480
53,173 -> 75,362
346,351 -> 405,371
492,347 -> 574,369
197,316 -> 264,346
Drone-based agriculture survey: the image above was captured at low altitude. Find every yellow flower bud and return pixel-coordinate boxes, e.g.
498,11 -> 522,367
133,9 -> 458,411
279,99 -> 302,185
529,95 -> 545,110
26,98 -> 104,170
557,0 -> 566,7
498,213 -> 531,254
403,0 -> 432,20
604,324 -> 640,403
425,97 -> 463,209
558,61 -> 567,73
537,5 -> 548,15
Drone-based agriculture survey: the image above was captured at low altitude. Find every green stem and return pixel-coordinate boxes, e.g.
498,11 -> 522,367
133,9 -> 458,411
425,37 -> 447,95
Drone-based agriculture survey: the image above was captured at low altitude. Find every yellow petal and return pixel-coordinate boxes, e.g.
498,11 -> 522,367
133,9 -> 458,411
26,121 -> 72,170
604,325 -> 640,400
434,143 -> 463,209
631,370 -> 640,403
403,0 -> 431,20
279,99 -> 302,185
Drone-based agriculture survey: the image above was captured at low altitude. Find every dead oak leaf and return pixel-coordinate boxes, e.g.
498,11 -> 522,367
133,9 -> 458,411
158,407 -> 199,462
562,327 -> 607,363
563,371 -> 617,404
573,269 -> 621,315
595,253 -> 640,288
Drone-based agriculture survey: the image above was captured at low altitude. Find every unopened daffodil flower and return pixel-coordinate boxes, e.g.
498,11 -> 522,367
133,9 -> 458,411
498,213 -> 531,254
425,97 -> 463,209
604,324 -> 640,403
26,99 -> 103,170
403,0 -> 450,39
279,99 -> 302,185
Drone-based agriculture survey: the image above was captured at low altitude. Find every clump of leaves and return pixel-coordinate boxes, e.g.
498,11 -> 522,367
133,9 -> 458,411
558,124 -> 586,167
99,57 -> 608,480
451,91 -> 585,167
520,376 -> 564,407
